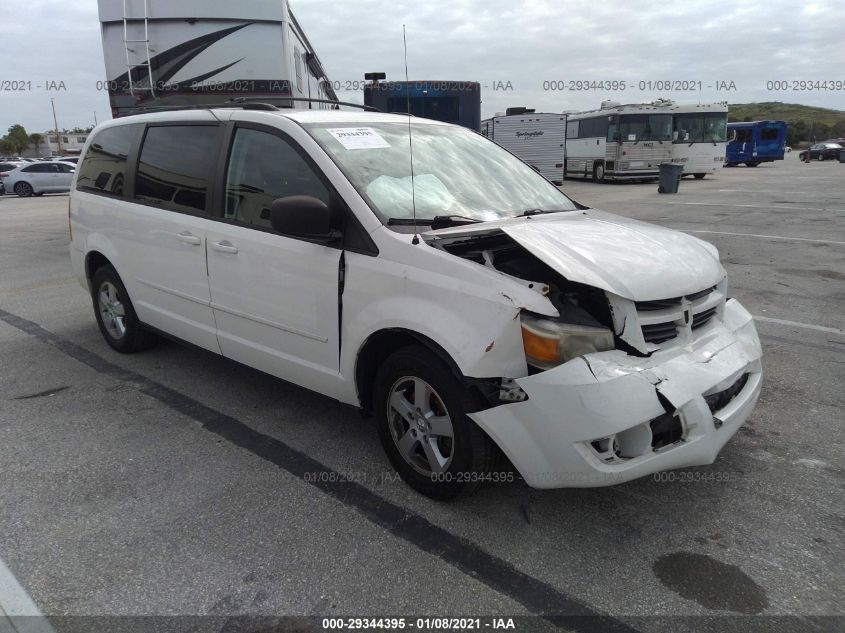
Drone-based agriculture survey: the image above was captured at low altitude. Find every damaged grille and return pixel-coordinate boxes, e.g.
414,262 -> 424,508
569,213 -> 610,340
635,286 -> 721,346
641,322 -> 679,344
705,373 -> 749,414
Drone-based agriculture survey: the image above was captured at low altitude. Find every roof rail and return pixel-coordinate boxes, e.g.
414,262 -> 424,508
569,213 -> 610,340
230,96 -> 380,112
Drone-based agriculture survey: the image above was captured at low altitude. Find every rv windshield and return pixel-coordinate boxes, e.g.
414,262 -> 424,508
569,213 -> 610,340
303,121 -> 576,222
673,113 -> 728,143
618,114 -> 673,142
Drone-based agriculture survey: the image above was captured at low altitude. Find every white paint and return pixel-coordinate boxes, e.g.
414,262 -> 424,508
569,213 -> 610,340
680,229 -> 845,246
0,558 -> 55,633
754,316 -> 843,335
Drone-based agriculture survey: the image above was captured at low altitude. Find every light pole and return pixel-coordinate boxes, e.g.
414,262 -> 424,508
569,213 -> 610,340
51,98 -> 64,156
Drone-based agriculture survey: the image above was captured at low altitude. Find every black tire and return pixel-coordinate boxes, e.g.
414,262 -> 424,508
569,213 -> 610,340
745,162 -> 759,167
693,173 -> 706,179
593,162 -> 605,183
818,154 -> 825,161
374,345 -> 497,500
14,182 -> 33,197
91,264 -> 157,353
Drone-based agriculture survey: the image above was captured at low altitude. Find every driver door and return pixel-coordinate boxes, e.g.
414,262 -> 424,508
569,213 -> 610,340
206,124 -> 342,396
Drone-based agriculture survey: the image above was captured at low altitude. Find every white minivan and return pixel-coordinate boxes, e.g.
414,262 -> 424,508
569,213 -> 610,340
69,106 -> 763,499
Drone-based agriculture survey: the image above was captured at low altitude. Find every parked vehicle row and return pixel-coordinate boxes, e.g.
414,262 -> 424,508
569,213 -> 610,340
69,106 -> 763,499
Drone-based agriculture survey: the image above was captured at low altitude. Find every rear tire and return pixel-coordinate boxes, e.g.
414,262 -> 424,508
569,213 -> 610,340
374,345 -> 497,500
745,162 -> 759,167
14,182 -> 33,197
593,162 -> 606,183
693,173 -> 706,179
91,264 -> 157,353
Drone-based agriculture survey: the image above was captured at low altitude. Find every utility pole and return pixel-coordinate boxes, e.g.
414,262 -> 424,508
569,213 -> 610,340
51,98 -> 64,156
94,111 -> 98,126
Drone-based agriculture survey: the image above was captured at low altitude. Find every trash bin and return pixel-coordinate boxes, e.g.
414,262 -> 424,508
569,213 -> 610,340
658,163 -> 683,194
839,148 -> 845,163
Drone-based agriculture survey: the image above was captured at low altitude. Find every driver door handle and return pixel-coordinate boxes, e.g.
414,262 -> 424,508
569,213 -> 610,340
176,232 -> 202,246
210,240 -> 238,254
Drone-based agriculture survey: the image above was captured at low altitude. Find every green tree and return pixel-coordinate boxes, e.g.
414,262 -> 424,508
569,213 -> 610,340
0,138 -> 15,154
6,124 -> 30,154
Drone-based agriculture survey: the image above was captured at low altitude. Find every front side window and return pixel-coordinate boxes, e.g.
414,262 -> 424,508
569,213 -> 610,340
77,124 -> 142,197
304,122 -> 576,222
135,125 -> 221,214
618,114 -> 673,142
224,127 -> 330,229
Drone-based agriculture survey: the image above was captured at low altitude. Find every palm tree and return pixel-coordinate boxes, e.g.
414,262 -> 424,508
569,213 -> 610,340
29,133 -> 45,157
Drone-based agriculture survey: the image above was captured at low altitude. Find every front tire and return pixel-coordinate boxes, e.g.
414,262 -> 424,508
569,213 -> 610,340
374,345 -> 497,500
693,173 -> 706,179
14,182 -> 33,197
91,265 -> 157,353
593,162 -> 606,183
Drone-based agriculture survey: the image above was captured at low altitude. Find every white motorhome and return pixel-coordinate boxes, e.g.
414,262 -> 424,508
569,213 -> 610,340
480,109 -> 568,184
669,102 -> 729,179
97,0 -> 338,117
564,101 -> 673,182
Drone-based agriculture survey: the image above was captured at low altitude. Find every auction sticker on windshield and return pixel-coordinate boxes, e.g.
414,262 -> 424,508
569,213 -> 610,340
327,127 -> 391,150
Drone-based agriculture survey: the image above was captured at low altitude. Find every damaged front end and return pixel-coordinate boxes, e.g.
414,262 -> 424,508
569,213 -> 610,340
425,223 -> 763,488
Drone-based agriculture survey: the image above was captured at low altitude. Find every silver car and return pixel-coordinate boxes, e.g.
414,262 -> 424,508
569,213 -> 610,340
1,161 -> 76,197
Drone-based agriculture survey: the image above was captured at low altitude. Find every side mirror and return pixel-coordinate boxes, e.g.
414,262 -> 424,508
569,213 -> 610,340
270,195 -> 341,245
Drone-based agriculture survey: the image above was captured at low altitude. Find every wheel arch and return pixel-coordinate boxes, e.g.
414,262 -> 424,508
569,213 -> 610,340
355,328 -> 482,414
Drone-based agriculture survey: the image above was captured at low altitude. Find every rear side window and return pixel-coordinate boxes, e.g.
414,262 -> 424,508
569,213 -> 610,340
23,164 -> 50,173
135,125 -> 221,215
761,128 -> 779,141
77,124 -> 142,197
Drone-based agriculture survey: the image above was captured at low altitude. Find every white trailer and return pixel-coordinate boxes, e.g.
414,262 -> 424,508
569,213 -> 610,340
668,102 -> 729,178
480,110 -> 567,184
97,0 -> 338,117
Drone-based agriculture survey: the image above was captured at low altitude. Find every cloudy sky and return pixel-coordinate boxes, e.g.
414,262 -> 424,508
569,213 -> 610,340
3,0 -> 843,133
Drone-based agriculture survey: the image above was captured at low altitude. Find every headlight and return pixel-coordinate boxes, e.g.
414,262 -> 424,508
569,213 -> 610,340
520,313 -> 615,370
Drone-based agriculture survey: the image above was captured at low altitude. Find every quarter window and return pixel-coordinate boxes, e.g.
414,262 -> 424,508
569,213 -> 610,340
76,124 -> 142,197
135,125 -> 221,214
224,128 -> 330,229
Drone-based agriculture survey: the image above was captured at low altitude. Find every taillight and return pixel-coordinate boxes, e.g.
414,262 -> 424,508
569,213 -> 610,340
0,173 -> 8,178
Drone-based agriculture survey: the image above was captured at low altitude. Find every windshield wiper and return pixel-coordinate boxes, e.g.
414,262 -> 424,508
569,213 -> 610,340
515,208 -> 569,218
387,215 -> 482,228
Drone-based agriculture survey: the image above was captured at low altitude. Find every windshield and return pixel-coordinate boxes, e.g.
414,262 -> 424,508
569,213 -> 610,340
673,113 -> 728,143
303,121 -> 576,222
617,114 -> 672,142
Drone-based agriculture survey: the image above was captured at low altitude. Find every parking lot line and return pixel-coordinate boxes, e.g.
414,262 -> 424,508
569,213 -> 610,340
680,229 -> 845,246
753,316 -> 843,335
667,202 -> 832,211
0,558 -> 55,633
0,307 -> 639,633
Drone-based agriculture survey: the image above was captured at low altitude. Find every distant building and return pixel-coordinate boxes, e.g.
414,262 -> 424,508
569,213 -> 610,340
23,132 -> 90,158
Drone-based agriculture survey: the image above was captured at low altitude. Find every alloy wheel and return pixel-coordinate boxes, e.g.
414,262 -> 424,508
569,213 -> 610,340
387,376 -> 455,475
98,281 -> 127,340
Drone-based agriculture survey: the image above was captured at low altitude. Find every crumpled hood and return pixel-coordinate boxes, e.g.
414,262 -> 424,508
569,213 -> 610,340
428,210 -> 725,301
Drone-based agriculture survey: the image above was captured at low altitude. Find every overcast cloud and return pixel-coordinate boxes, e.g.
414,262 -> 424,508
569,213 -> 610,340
2,0 -> 843,133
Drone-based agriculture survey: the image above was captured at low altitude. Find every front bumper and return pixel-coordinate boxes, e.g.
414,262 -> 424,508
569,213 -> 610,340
470,299 -> 763,488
